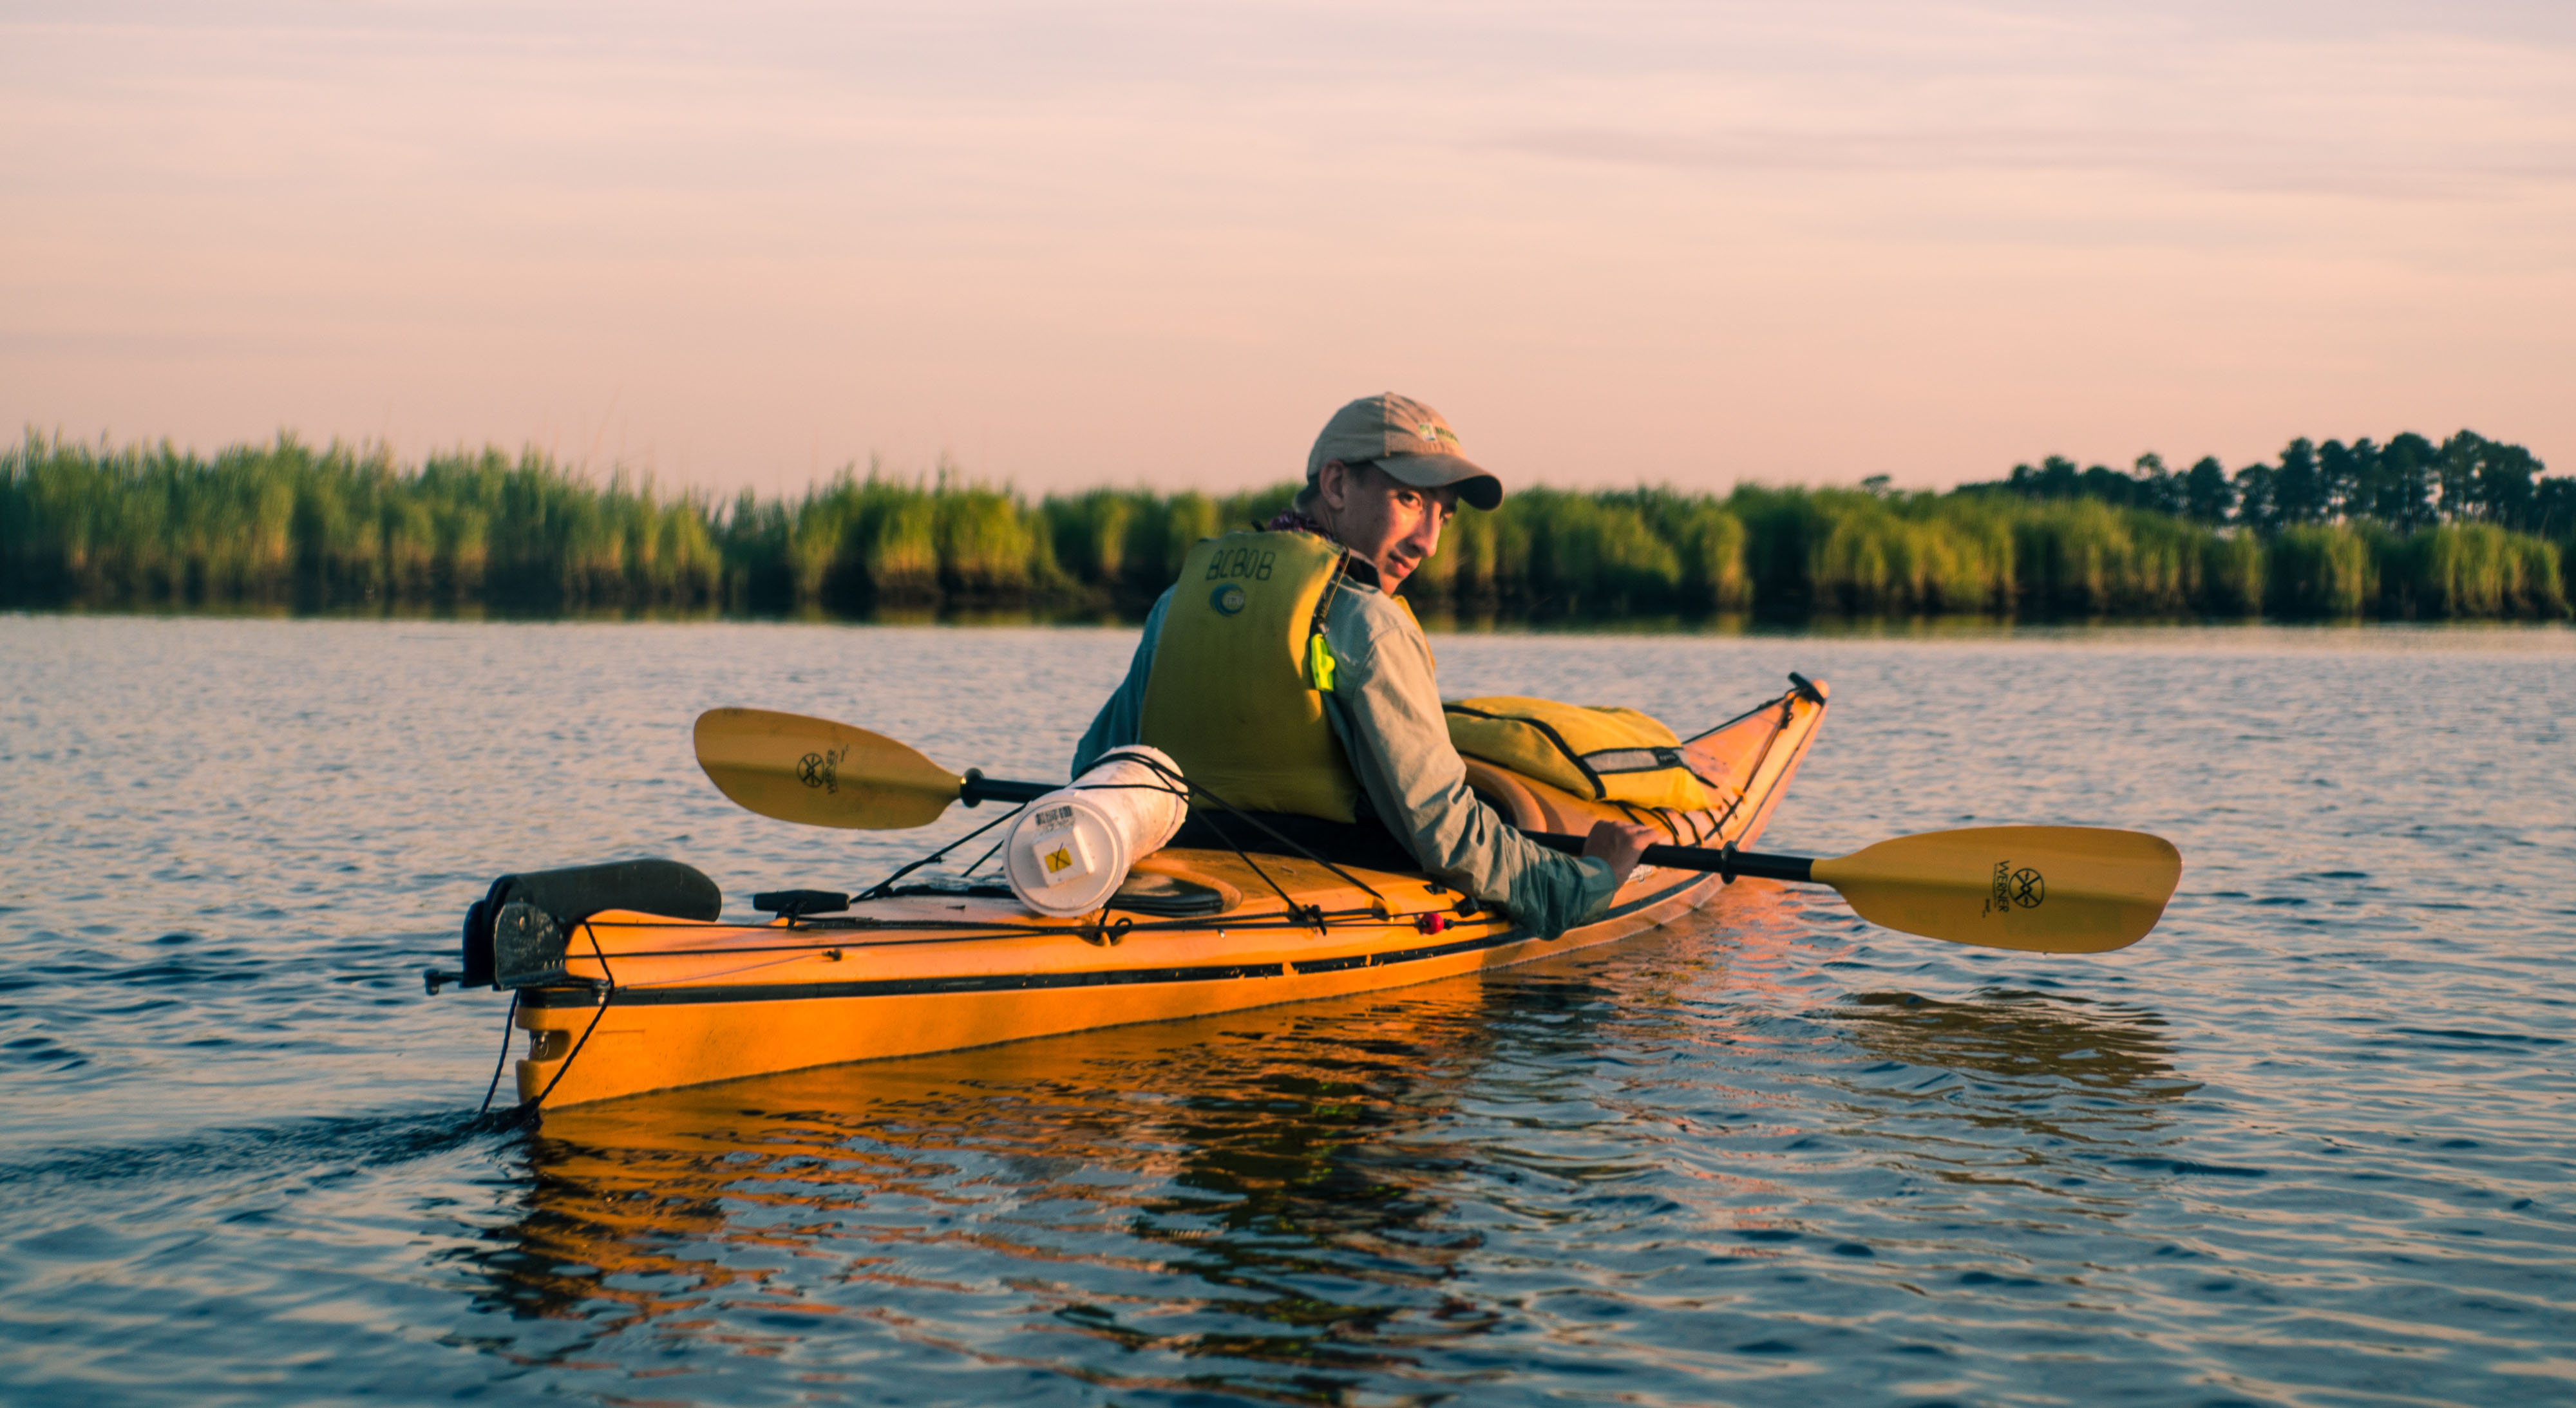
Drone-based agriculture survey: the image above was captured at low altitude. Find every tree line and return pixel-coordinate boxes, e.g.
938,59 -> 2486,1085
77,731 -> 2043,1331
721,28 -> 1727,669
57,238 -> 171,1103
1,429 -> 2566,621
1966,429 -> 2568,537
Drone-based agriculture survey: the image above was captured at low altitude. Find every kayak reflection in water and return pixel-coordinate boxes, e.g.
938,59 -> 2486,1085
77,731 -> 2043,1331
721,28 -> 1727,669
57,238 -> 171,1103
1070,392 -> 1660,941
449,972 -> 1589,1389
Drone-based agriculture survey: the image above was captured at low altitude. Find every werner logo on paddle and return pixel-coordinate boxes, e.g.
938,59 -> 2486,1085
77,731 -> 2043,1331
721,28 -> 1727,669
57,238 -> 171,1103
797,745 -> 847,794
2014,868 -> 2045,906
1985,859 -> 2045,915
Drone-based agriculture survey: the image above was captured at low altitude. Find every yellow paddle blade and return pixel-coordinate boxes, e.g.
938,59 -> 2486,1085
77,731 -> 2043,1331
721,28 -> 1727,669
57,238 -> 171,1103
1810,825 -> 2182,953
692,708 -> 965,830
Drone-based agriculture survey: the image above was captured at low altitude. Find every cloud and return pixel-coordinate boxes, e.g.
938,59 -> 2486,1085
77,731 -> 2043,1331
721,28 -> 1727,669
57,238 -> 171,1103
1493,122 -> 2576,203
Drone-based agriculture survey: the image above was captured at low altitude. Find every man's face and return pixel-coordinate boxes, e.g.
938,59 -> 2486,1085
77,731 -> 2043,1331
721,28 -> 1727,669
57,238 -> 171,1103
1315,460 -> 1457,592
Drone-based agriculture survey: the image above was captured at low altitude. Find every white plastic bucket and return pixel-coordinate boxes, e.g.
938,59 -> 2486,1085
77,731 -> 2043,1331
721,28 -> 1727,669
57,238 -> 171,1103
1002,746 -> 1189,917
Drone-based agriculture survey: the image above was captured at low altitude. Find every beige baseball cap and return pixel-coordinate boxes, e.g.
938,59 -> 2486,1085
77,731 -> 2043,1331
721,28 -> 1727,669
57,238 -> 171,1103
1305,393 -> 1503,511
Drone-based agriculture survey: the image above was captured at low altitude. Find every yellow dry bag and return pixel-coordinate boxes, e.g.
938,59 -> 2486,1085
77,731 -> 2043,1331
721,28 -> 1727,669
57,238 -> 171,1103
1443,696 -> 1718,811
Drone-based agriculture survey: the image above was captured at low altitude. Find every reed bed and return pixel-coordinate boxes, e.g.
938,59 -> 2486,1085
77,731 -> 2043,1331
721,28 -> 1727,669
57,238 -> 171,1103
2368,523 -> 2566,620
1,435 -> 722,610
5,433 -> 2567,621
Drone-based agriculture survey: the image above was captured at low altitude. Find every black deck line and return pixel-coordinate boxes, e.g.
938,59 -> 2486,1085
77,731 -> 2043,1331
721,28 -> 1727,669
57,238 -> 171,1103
529,961 -> 1294,1008
521,865 -> 1709,1010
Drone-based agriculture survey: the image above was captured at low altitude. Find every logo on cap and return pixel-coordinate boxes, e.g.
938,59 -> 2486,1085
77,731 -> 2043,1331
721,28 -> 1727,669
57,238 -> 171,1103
1416,421 -> 1461,452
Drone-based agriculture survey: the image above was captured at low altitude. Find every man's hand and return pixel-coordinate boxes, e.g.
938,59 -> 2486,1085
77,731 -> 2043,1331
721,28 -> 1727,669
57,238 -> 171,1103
1579,820 -> 1661,888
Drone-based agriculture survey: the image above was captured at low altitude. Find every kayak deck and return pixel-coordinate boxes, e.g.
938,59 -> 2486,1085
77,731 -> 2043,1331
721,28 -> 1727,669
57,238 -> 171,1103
501,676 -> 1830,1109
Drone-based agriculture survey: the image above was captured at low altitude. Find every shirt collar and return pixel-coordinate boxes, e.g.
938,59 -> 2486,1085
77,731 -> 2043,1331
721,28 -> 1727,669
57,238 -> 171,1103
1263,509 -> 1380,587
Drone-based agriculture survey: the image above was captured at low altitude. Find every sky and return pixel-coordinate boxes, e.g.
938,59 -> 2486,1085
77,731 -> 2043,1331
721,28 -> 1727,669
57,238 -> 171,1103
5,0 -> 2573,498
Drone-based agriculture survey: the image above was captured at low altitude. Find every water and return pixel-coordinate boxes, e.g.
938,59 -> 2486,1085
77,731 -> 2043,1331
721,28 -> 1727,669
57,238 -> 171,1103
2,615 -> 2570,1405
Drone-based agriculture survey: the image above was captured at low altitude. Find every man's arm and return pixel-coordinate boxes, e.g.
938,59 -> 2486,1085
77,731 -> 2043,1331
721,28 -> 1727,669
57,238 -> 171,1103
1072,588 -> 1173,774
1320,594 -> 1623,939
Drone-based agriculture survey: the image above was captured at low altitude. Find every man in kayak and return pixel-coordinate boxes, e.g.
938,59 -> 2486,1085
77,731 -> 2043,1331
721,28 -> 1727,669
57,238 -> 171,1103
1074,392 -> 1657,939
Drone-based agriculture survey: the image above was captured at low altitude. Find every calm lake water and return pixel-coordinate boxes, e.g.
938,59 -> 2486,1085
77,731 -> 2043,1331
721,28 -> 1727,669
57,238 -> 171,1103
2,615 -> 2570,1406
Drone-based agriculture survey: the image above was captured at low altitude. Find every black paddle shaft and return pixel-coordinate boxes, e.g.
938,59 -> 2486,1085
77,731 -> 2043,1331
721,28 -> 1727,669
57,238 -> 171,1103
1522,831 -> 1815,884
960,770 -> 1058,807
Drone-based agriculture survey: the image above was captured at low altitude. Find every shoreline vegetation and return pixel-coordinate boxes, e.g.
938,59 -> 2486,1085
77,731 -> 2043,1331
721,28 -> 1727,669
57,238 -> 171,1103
3,431 -> 2567,624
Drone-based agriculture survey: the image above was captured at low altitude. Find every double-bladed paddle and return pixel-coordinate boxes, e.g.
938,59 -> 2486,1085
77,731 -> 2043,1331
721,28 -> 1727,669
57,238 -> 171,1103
692,707 -> 2181,954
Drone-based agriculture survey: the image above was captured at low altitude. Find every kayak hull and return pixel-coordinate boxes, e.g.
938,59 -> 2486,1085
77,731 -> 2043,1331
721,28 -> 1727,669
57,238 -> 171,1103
500,677 -> 1829,1109
513,867 -> 1718,1107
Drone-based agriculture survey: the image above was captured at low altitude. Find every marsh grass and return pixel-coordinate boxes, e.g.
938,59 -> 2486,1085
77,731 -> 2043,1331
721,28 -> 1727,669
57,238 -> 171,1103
2371,523 -> 2566,619
2269,526 -> 2369,619
0,435 -> 724,610
4,433 -> 2566,622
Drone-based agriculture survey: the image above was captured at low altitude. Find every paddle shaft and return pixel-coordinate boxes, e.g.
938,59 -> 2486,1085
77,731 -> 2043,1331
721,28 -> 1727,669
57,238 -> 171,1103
961,771 -> 1056,807
1522,831 -> 1814,884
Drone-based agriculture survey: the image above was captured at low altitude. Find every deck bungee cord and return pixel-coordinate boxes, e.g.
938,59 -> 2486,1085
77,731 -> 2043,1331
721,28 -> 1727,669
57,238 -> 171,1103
514,926 -> 621,1113
852,796 -> 1032,902
476,991 -> 519,1115
1683,677 -> 1816,842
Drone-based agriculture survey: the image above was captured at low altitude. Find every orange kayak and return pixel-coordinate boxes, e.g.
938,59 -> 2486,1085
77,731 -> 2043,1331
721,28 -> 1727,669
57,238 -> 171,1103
444,675 -> 1829,1109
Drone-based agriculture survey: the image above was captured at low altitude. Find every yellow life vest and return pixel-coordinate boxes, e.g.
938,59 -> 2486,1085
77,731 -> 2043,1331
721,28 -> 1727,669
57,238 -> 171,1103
1443,696 -> 1718,811
1139,530 -> 1363,823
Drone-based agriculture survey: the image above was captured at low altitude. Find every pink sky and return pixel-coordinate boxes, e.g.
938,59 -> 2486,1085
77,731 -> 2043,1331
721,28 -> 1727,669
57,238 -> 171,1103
6,1 -> 2572,498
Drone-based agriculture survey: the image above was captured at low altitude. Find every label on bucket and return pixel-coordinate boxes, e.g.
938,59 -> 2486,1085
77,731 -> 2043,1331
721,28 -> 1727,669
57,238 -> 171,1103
1021,813 -> 1094,888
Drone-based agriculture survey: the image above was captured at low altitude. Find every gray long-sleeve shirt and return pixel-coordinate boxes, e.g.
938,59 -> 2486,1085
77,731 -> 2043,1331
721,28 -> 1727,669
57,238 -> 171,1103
1074,574 -> 1620,939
